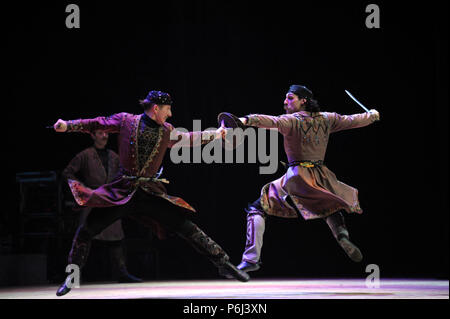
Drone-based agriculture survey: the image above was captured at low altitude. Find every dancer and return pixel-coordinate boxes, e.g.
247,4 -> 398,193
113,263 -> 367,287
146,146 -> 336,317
224,85 -> 379,273
62,128 -> 142,283
54,90 -> 249,296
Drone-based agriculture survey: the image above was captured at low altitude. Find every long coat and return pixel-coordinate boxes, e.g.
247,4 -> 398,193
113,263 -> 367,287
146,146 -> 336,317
63,146 -> 124,241
65,113 -> 213,213
245,111 -> 377,220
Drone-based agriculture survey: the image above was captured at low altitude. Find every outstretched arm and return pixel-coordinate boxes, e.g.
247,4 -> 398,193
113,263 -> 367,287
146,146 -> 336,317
53,113 -> 126,134
329,109 -> 380,133
168,124 -> 226,148
239,113 -> 297,135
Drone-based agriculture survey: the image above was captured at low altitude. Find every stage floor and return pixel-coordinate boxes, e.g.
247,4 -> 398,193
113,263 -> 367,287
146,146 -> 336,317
0,279 -> 448,299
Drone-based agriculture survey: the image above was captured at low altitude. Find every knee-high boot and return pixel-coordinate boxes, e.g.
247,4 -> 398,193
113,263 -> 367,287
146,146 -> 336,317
177,221 -> 250,282
67,225 -> 92,268
56,225 -> 93,296
325,212 -> 363,262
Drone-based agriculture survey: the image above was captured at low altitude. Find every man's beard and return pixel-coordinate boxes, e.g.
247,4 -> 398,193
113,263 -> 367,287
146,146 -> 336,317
285,106 -> 295,114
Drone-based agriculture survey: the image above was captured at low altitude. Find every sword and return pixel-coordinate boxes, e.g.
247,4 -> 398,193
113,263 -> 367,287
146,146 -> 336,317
344,90 -> 370,113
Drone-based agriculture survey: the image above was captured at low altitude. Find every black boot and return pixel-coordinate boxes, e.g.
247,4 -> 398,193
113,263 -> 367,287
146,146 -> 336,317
178,222 -> 250,282
56,266 -> 84,296
337,236 -> 363,262
218,262 -> 250,282
237,261 -> 261,272
56,227 -> 91,297
56,279 -> 72,297
325,212 -> 363,262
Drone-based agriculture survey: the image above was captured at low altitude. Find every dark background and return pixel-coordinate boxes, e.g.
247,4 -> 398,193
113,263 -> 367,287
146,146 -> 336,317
3,0 -> 448,284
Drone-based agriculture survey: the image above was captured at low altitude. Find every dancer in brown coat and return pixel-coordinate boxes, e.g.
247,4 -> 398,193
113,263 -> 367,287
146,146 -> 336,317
63,129 -> 141,283
228,85 -> 380,273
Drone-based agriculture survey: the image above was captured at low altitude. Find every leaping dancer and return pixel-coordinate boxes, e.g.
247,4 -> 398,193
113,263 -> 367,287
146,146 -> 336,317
219,85 -> 380,274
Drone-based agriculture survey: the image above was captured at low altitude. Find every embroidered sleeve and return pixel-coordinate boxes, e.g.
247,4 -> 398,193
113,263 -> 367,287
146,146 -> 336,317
329,112 -> 376,133
66,112 -> 126,133
246,114 -> 297,135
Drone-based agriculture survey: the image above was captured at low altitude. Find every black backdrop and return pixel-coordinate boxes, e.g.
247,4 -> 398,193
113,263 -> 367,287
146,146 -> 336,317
5,0 -> 448,281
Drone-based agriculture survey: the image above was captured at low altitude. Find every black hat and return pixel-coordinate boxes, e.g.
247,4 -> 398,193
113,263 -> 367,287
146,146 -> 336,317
288,85 -> 313,99
143,90 -> 173,105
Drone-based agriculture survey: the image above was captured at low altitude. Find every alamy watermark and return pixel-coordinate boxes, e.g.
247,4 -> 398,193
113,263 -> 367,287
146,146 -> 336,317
65,264 -> 80,288
65,4 -> 80,29
169,121 -> 279,175
365,4 -> 380,29
66,4 -> 379,30
365,264 -> 380,288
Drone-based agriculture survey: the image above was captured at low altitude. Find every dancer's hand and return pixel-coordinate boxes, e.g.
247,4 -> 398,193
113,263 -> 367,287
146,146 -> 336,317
239,117 -> 248,125
215,123 -> 227,140
369,109 -> 380,121
54,119 -> 68,132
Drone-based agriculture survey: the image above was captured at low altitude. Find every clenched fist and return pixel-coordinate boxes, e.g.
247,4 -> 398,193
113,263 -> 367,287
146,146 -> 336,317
53,119 -> 68,132
215,123 -> 227,140
369,109 -> 380,122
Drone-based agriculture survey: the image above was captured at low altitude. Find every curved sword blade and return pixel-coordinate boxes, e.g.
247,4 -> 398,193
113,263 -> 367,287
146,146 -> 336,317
345,90 -> 370,113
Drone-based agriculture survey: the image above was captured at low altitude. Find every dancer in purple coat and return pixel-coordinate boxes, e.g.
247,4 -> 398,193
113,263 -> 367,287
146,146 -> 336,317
53,90 -> 250,296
